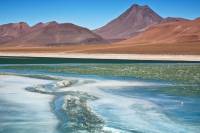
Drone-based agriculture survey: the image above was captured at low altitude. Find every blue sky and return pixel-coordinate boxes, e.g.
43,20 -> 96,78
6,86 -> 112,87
0,0 -> 200,29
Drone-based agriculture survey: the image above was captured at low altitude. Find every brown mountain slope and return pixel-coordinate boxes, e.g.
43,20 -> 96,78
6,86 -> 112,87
120,19 -> 200,44
1,22 -> 107,46
0,22 -> 30,44
94,4 -> 163,40
13,22 -> 106,46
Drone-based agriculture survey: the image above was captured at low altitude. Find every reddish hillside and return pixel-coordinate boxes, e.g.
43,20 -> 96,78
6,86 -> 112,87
120,19 -> 200,44
11,22 -> 106,46
0,22 -> 107,46
0,22 -> 30,44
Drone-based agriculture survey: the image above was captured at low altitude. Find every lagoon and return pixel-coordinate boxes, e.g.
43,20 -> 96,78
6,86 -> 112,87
0,58 -> 200,133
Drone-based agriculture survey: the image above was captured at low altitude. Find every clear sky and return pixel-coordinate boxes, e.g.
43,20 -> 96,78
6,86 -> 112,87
0,0 -> 200,29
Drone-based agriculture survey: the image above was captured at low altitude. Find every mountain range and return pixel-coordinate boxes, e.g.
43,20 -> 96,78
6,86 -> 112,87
0,4 -> 199,51
0,21 -> 106,46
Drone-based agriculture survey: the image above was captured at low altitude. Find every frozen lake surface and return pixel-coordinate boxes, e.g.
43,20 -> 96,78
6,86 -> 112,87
0,63 -> 200,133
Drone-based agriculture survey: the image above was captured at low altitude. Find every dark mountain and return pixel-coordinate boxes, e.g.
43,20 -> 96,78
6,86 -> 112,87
9,22 -> 106,46
94,4 -> 163,40
0,21 -> 106,46
0,22 -> 30,44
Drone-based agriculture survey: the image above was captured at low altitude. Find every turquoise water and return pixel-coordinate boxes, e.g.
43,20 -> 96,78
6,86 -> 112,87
0,63 -> 200,133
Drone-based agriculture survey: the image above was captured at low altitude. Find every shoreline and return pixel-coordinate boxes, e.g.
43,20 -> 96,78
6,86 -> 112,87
0,52 -> 200,61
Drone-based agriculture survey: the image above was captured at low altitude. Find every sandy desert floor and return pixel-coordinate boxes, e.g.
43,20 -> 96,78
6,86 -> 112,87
0,42 -> 200,61
0,42 -> 200,54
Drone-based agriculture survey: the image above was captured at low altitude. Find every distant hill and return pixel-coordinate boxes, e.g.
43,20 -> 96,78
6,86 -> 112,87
94,4 -> 163,40
162,17 -> 190,23
0,22 -> 30,44
120,18 -> 200,44
0,21 -> 106,46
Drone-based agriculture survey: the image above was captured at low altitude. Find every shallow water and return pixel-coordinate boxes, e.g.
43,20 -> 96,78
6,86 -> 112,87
0,64 -> 200,133
0,76 -> 60,133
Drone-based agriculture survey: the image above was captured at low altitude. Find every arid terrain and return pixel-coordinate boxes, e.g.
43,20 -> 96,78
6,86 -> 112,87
0,4 -> 199,58
0,41 -> 199,55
